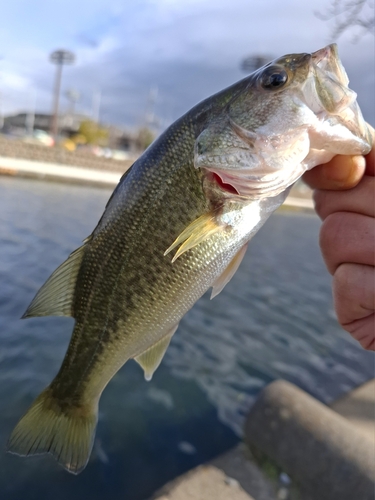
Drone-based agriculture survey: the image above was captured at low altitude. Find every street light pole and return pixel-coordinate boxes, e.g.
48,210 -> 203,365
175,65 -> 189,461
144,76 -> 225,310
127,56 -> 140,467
49,49 -> 75,142
25,89 -> 36,136
0,91 -> 3,131
92,88 -> 101,124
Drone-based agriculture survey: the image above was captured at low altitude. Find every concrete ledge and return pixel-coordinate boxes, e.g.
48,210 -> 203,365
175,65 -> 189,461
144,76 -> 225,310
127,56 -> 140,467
244,380 -> 375,500
0,155 -> 313,210
330,379 -> 375,446
0,155 -> 122,187
210,444 -> 278,500
151,464 -> 255,500
151,444 -> 278,500
282,196 -> 313,210
0,136 -> 134,172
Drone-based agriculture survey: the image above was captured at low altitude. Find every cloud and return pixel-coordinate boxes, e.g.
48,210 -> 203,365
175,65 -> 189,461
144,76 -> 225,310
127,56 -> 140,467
0,0 -> 374,127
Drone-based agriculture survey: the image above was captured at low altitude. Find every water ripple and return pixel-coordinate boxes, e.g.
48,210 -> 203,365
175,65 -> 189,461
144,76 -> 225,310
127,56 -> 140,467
0,176 -> 373,498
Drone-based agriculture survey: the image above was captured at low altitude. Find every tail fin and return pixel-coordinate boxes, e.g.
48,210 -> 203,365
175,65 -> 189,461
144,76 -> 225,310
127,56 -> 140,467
7,387 -> 98,474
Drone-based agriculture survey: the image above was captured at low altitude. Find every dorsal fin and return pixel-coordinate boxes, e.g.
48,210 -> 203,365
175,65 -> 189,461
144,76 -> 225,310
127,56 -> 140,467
211,243 -> 248,299
134,324 -> 178,381
22,239 -> 90,319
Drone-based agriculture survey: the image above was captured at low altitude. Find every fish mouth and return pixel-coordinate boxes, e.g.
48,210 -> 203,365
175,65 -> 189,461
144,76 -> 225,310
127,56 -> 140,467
312,45 -> 340,68
312,44 -> 347,81
197,45 -> 373,201
308,44 -> 372,151
309,44 -> 354,113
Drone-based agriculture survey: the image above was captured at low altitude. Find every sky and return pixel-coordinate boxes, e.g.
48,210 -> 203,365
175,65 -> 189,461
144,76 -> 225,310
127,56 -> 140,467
0,0 -> 374,131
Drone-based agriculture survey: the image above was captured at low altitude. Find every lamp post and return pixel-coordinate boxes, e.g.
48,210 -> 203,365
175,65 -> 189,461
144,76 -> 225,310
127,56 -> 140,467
65,89 -> 80,128
49,49 -> 75,141
92,88 -> 101,124
0,91 -> 3,131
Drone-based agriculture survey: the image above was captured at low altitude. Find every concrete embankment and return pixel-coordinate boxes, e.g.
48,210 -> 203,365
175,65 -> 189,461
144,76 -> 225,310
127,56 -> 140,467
0,135 -> 133,172
151,379 -> 375,500
0,155 -> 124,188
1,151 -> 370,499
0,155 -> 313,210
245,380 -> 375,500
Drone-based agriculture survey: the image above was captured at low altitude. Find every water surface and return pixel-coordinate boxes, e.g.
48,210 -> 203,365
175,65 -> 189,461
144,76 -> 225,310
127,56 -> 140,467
0,176 -> 373,500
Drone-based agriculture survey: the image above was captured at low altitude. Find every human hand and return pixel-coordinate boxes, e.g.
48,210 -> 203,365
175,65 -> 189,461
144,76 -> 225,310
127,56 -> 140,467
303,131 -> 375,351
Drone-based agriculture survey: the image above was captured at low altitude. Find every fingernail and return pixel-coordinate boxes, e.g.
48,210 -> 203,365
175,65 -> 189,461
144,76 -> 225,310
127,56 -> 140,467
327,155 -> 365,187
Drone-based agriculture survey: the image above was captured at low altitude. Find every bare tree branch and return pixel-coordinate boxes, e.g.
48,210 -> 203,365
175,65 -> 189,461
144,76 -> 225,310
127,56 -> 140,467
315,0 -> 374,41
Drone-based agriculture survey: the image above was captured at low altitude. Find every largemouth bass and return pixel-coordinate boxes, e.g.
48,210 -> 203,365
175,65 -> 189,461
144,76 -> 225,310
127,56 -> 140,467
8,44 -> 372,474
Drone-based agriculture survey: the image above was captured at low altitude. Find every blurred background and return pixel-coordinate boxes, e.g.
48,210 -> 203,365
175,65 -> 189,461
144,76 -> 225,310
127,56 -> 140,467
0,1 -> 374,499
0,0 -> 373,149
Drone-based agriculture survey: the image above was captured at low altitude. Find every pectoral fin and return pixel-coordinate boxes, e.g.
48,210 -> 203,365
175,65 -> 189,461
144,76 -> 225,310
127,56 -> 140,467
211,243 -> 248,299
164,213 -> 223,263
134,324 -> 179,381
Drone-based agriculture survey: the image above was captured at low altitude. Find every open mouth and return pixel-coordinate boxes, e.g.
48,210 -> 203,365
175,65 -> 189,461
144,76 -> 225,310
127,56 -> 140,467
198,44 -> 372,201
312,45 -> 333,65
311,44 -> 349,86
310,44 -> 356,114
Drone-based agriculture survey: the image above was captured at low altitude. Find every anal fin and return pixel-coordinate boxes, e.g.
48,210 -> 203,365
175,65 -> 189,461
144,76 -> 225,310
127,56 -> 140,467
134,324 -> 179,381
164,213 -> 223,263
211,243 -> 248,299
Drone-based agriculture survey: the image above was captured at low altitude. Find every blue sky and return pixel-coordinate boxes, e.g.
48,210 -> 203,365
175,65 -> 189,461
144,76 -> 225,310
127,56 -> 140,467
0,0 -> 374,130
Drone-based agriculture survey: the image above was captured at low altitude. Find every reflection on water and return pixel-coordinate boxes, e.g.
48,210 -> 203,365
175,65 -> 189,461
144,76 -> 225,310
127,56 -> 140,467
0,176 -> 373,500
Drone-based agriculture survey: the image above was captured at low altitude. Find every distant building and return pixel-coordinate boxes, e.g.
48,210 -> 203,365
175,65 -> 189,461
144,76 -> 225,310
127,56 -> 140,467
106,125 -> 139,154
1,112 -> 139,153
2,112 -> 87,136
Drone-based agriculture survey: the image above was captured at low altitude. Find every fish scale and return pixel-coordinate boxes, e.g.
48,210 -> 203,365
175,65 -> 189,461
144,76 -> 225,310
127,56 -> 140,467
7,44 -> 372,474
51,125 -> 211,399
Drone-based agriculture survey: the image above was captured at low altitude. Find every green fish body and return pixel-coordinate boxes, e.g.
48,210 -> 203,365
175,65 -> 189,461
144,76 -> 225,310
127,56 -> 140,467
8,44 -> 372,473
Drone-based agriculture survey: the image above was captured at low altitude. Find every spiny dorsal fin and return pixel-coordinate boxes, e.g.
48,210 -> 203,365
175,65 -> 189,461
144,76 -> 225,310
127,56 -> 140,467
22,239 -> 90,319
164,213 -> 223,263
134,324 -> 178,381
211,243 -> 248,299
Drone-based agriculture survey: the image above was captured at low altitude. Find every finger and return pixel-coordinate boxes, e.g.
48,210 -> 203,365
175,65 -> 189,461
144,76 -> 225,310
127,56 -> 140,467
303,154 -> 366,190
333,263 -> 375,350
314,176 -> 375,220
344,314 -> 375,351
364,124 -> 375,177
320,212 -> 375,274
365,145 -> 375,177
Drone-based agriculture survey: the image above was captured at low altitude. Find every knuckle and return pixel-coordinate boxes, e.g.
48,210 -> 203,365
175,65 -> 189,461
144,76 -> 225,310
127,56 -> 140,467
312,190 -> 325,217
333,264 -> 350,295
319,213 -> 343,271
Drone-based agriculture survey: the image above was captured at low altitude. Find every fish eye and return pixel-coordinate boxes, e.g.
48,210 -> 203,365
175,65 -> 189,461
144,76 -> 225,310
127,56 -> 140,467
260,67 -> 288,90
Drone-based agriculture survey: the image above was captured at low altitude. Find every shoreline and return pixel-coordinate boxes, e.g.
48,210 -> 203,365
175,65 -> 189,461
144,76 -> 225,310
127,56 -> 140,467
2,153 -> 372,499
152,378 -> 375,500
0,155 -> 314,210
0,154 -> 122,188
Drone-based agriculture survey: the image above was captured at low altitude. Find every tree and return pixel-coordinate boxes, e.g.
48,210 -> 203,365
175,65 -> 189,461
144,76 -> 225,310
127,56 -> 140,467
76,120 -> 108,146
136,127 -> 155,151
241,55 -> 272,74
316,0 -> 374,41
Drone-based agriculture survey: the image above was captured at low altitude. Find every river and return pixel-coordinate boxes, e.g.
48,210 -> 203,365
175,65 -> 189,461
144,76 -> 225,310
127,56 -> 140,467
0,175 -> 373,500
